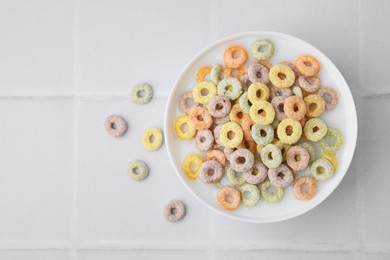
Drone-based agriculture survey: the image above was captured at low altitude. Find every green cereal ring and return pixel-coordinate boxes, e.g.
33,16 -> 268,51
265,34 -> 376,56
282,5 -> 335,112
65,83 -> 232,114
128,160 -> 149,181
131,83 -> 153,104
249,100 -> 275,125
273,140 -> 291,162
219,122 -> 244,148
142,127 -> 163,151
298,141 -> 317,163
259,180 -> 284,203
192,81 -> 217,105
250,39 -> 275,60
217,78 -> 243,100
240,184 -> 260,207
226,166 -> 246,186
277,118 -> 302,144
260,144 -> 282,169
311,158 -> 334,181
211,64 -> 223,85
292,86 -> 303,98
251,124 -> 274,145
304,118 -> 328,142
238,92 -> 251,114
269,64 -> 296,89
319,127 -> 344,153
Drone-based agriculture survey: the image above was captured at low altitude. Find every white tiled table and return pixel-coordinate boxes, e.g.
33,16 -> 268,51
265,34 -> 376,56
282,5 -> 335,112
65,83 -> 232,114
0,0 -> 389,259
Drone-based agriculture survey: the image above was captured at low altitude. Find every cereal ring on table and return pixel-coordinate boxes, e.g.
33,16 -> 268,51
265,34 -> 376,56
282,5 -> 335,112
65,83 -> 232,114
286,146 -> 310,171
104,115 -> 127,137
250,39 -> 275,60
243,161 -> 267,185
183,154 -> 203,179
249,100 -> 275,125
304,118 -> 328,142
164,200 -> 186,222
131,83 -> 153,105
293,176 -> 317,200
270,86 -> 292,99
192,81 -> 217,105
206,149 -> 227,167
210,64 -> 223,85
296,55 -> 320,77
196,129 -> 214,151
273,140 -> 291,162
251,124 -> 274,145
277,118 -> 302,144
237,139 -> 257,154
248,63 -> 270,84
292,86 -> 303,98
298,76 -> 320,93
207,95 -> 232,118
239,74 -> 252,91
318,87 -> 338,110
268,164 -> 293,188
284,96 -> 307,121
269,64 -> 296,88
188,106 -> 213,130
213,124 -> 223,147
238,92 -> 251,114
259,180 -> 285,203
217,78 -> 243,100
199,159 -> 224,183
174,115 -> 197,141
217,186 -> 241,210
258,60 -> 273,70
271,96 -> 287,121
196,66 -> 211,82
240,184 -> 260,207
240,117 -> 254,141
224,46 -> 248,68
229,149 -> 255,172
260,144 -> 282,169
226,166 -> 245,186
319,127 -> 343,153
311,158 -> 334,181
128,160 -> 149,181
219,122 -> 244,148
142,127 -> 163,151
178,91 -> 200,114
229,104 -> 249,124
248,82 -> 270,103
223,67 -> 245,79
321,153 -> 339,171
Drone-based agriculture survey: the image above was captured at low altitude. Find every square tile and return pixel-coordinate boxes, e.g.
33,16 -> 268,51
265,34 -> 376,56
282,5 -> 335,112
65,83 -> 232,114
0,250 -> 69,260
77,250 -> 208,260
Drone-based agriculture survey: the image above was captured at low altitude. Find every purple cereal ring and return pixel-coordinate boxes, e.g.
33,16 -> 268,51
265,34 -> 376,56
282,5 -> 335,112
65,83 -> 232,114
298,76 -> 320,93
318,87 -> 338,110
196,130 -> 214,151
268,163 -> 293,188
243,161 -> 267,184
286,145 -> 310,171
207,95 -> 232,118
270,86 -> 292,99
239,74 -> 252,91
229,148 -> 255,172
248,63 -> 270,84
213,124 -> 223,147
282,61 -> 300,77
164,200 -> 186,222
199,159 -> 224,183
178,91 -> 200,114
271,96 -> 287,121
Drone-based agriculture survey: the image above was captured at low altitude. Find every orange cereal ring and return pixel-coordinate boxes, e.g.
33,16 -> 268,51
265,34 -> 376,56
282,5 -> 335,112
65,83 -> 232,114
296,55 -> 320,77
229,104 -> 250,125
284,96 -> 307,121
241,117 -> 255,141
206,149 -> 227,167
238,139 -> 257,154
217,186 -> 241,210
224,46 -> 248,69
304,94 -> 326,118
196,66 -> 211,82
188,106 -> 213,130
223,67 -> 245,79
293,176 -> 318,201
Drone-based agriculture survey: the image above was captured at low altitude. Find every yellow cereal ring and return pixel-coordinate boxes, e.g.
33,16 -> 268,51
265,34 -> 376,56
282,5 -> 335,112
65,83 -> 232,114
173,115 -> 197,140
248,82 -> 270,103
269,64 -> 296,88
277,118 -> 302,144
321,153 -> 338,172
304,94 -> 326,118
196,66 -> 211,82
303,118 -> 328,142
192,81 -> 217,105
256,144 -> 264,155
183,154 -> 203,179
219,122 -> 244,148
142,127 -> 163,151
249,100 -> 275,125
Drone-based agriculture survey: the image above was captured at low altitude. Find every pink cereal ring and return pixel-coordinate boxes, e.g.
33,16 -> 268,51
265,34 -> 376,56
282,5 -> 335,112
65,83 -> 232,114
207,95 -> 232,118
104,115 -> 127,137
178,91 -> 200,114
286,145 -> 310,171
298,76 -> 321,93
196,130 -> 214,151
247,63 -> 270,84
164,200 -> 186,222
243,161 -> 267,184
271,96 -> 287,121
318,87 -> 338,110
268,164 -> 293,188
199,159 -> 224,183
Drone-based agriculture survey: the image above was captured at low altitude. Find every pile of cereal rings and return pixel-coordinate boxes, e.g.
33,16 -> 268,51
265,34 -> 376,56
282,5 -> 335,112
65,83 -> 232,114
174,39 -> 343,210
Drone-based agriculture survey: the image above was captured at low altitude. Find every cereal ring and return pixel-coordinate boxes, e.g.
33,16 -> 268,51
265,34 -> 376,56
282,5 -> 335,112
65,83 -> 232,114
304,118 -> 328,142
248,82 -> 270,103
239,74 -> 252,91
277,118 -> 302,144
273,140 -> 291,162
214,115 -> 230,126
268,164 -> 293,188
258,60 -> 273,70
311,158 -> 334,181
318,87 -> 338,110
213,124 -> 223,147
298,142 -> 316,163
229,149 -> 255,172
284,96 -> 307,121
207,95 -> 232,118
210,64 -> 223,85
229,104 -> 249,125
174,115 -> 197,140
196,129 -> 214,151
248,63 -> 270,84
224,147 -> 234,160
249,100 -> 275,125
270,86 -> 292,99
259,180 -> 285,203
260,144 -> 282,169
206,149 -> 227,167
271,96 -> 287,121
237,139 -> 257,154
217,186 -> 241,210
319,127 -> 344,153
250,39 -> 275,60
238,92 -> 251,114
217,78 -> 243,100
223,67 -> 245,79
164,200 -> 186,222
286,146 -> 310,171
298,76 -> 320,93
269,64 -> 296,88
219,122 -> 244,148
240,117 -> 254,141
192,81 -> 217,105
292,86 -> 303,98
142,127 -> 163,151
183,154 -> 203,179
321,153 -> 338,171
293,176 -> 317,200
251,124 -> 274,145
128,160 -> 149,181
296,55 -> 320,77
243,161 -> 267,184
240,184 -> 260,207
178,91 -> 200,114
199,159 -> 224,183
131,83 -> 153,105
224,46 -> 248,68
256,144 -> 264,154
104,115 -> 127,137
196,66 -> 211,82
188,106 -> 213,130
226,166 -> 246,186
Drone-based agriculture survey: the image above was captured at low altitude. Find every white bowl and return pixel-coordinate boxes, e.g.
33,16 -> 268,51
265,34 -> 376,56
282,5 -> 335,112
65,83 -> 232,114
164,31 -> 357,223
